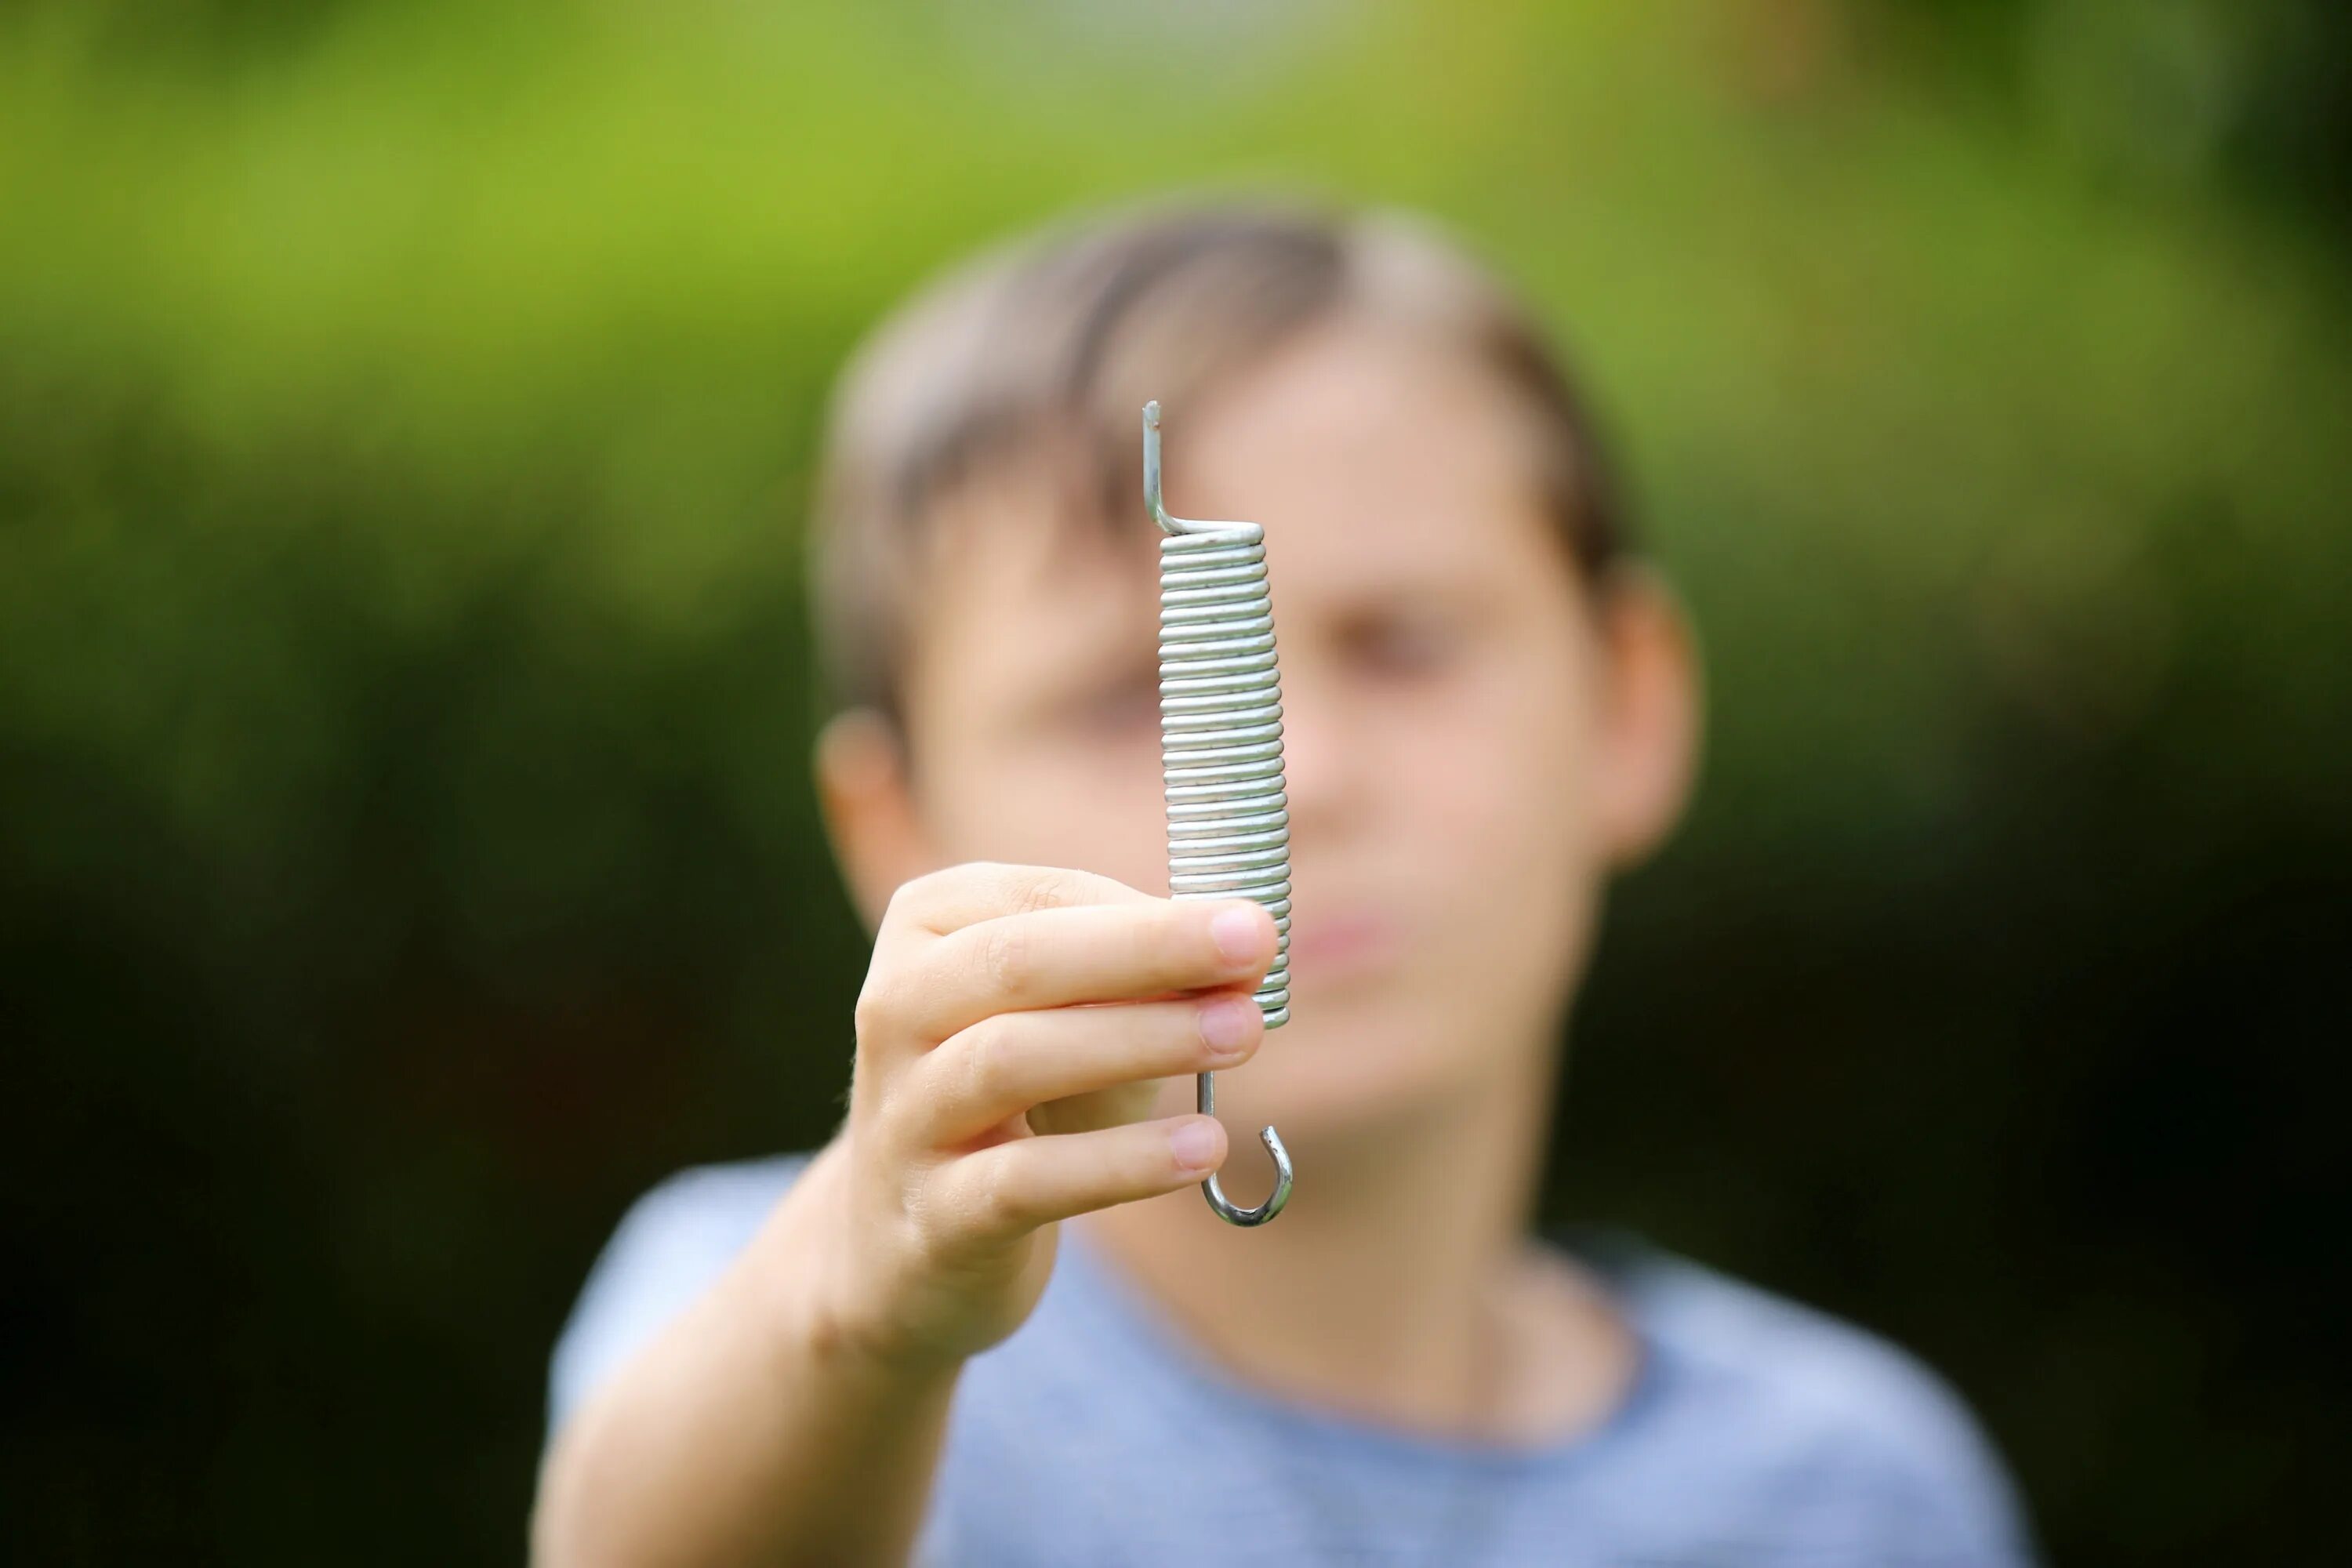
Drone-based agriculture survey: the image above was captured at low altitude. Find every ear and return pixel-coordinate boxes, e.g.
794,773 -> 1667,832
1588,564 -> 1704,868
813,707 -> 938,932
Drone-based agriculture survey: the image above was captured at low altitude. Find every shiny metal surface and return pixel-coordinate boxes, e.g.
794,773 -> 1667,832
1144,399 -> 1294,1228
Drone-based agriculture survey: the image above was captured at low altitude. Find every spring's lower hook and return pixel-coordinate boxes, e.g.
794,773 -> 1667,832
1145,399 -> 1294,1228
1199,1069 -> 1294,1226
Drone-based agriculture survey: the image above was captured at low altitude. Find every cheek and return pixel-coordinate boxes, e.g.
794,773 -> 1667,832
927,731 -> 1169,891
1396,640 -> 1606,987
1415,644 -> 1599,860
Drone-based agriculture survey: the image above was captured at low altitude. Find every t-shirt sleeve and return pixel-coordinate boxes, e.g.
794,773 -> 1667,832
545,1155 -> 815,1441
1853,1348 -> 2040,1565
1773,1310 -> 2040,1564
1623,1248 -> 2040,1564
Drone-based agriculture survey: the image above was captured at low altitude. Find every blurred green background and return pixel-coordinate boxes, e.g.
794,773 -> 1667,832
4,0 -> 2347,1561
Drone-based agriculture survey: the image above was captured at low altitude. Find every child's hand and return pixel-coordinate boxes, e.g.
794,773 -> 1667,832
789,862 -> 1278,1373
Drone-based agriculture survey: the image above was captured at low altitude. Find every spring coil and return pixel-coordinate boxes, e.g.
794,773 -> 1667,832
1160,530 -> 1292,1024
1144,400 -> 1294,1228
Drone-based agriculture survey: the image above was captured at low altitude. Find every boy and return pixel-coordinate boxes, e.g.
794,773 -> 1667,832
530,195 -> 2034,1566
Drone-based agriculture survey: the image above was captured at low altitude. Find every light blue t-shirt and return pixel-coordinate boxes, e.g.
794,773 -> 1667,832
549,1153 -> 2035,1566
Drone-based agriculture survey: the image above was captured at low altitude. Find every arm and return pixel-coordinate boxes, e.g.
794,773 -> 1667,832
529,862 -> 1278,1568
531,1140 -> 958,1568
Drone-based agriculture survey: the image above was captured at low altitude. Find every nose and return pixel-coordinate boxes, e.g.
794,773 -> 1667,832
1272,654 -> 1358,837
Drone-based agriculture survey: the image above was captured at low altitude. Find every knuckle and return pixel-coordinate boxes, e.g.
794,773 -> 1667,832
1006,867 -> 1072,917
964,859 -> 1049,919
958,1017 -> 1015,1108
877,873 -> 926,928
851,975 -> 896,1041
968,1163 -> 1025,1236
920,1163 -> 1012,1253
977,920 -> 1033,997
887,864 -> 964,927
964,859 -> 1018,903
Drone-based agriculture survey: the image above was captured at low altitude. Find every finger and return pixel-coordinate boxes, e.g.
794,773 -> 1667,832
909,990 -> 1265,1146
897,898 -> 1278,1044
933,1116 -> 1229,1242
880,862 -> 1150,939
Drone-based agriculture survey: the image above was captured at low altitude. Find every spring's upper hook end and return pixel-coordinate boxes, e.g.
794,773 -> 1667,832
1142,401 -> 1173,534
1202,1121 -> 1293,1228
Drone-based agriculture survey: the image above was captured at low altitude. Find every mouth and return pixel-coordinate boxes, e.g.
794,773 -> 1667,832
1283,909 -> 1404,985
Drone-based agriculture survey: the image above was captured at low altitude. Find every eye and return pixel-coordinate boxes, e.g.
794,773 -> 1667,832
1347,608 -> 1468,678
1063,666 -> 1162,733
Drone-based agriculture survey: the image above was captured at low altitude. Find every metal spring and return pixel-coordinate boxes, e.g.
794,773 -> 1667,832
1143,401 -> 1294,1228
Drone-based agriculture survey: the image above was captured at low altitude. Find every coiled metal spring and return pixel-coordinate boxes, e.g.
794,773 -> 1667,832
1143,401 -> 1294,1228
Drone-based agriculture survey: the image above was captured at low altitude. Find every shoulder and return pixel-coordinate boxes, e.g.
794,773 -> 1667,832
597,1153 -> 818,1258
546,1152 -> 818,1436
1602,1241 -> 2034,1557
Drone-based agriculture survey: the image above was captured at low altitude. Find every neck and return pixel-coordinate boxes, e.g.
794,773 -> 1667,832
1071,1025 -> 1622,1443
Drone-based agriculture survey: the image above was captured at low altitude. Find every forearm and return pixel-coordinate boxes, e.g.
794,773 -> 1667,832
532,1144 -> 961,1568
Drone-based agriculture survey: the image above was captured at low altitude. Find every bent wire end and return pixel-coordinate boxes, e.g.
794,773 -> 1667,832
1145,399 -> 1257,540
1142,400 -> 1174,534
1198,1069 -> 1293,1227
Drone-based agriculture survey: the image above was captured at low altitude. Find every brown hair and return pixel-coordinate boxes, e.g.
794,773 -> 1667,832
804,191 -> 1630,725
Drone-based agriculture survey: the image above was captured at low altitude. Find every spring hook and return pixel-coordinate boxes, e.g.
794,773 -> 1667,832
1144,400 -> 1294,1228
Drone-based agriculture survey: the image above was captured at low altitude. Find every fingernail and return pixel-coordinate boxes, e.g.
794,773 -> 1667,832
1168,1119 -> 1222,1172
1210,905 -> 1267,966
1198,996 -> 1258,1058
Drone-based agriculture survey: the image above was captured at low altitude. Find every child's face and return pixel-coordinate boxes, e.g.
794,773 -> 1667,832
840,320 -> 1696,1139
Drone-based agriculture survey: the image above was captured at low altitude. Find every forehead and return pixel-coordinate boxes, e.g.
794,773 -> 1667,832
904,456 -> 1163,699
1180,319 -> 1557,594
901,322 -> 1567,696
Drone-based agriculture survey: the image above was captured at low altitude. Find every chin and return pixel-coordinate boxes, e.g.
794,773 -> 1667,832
1212,993 -> 1483,1141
